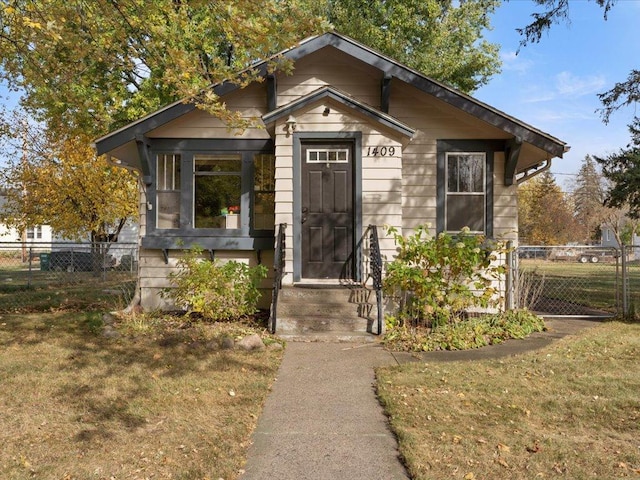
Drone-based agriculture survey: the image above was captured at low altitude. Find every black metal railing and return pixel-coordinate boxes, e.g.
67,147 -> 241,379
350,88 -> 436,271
269,223 -> 287,334
367,224 -> 384,335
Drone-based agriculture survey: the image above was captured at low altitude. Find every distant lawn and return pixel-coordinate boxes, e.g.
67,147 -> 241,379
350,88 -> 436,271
0,268 -> 136,313
377,321 -> 640,479
519,260 -> 623,313
0,312 -> 282,479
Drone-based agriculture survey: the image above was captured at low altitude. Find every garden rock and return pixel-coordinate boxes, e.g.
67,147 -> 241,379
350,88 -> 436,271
267,342 -> 283,351
221,336 -> 235,350
103,325 -> 120,339
237,334 -> 266,351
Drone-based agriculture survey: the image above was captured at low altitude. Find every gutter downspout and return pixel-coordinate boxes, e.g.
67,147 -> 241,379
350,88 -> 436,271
516,145 -> 570,185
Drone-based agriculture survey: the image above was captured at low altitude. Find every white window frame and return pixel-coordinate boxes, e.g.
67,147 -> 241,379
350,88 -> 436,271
306,148 -> 349,163
445,152 -> 486,233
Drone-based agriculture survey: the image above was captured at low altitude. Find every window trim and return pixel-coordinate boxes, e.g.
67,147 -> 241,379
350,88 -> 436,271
437,140 -> 500,238
445,152 -> 486,234
145,139 -> 274,248
193,154 -> 243,231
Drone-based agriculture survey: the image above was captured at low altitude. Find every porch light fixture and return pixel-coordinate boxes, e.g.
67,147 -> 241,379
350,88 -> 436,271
285,115 -> 297,136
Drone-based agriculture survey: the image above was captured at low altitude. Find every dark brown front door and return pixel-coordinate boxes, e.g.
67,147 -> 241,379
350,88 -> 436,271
301,142 -> 354,279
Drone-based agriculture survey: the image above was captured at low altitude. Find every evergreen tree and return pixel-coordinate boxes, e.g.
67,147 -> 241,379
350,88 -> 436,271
572,155 -> 605,242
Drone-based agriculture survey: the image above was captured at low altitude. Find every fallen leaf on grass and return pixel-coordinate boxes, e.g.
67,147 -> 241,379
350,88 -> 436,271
497,443 -> 510,452
526,443 -> 542,453
495,458 -> 510,468
464,473 -> 475,480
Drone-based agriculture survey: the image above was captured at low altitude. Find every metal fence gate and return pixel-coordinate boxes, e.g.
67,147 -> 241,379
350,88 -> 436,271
0,242 -> 138,313
511,245 -> 621,317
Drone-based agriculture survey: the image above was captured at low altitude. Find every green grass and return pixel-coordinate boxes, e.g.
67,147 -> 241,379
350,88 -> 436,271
0,267 -> 136,313
377,320 -> 640,479
519,260 -> 624,313
0,311 -> 283,479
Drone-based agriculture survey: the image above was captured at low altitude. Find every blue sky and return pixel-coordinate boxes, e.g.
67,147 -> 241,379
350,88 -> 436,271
1,0 -> 638,185
475,0 -> 640,188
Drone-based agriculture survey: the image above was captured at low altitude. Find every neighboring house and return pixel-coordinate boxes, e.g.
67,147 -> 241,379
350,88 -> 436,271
94,32 -> 568,312
0,192 -> 53,246
600,225 -> 640,260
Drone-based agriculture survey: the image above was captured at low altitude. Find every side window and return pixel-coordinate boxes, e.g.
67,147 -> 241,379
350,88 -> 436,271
156,154 -> 181,229
193,154 -> 242,229
253,154 -> 276,230
445,152 -> 486,233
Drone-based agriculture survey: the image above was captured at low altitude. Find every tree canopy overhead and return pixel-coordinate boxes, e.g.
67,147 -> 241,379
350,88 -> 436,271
0,0 -> 327,139
318,0 -> 502,94
1,0 -> 501,141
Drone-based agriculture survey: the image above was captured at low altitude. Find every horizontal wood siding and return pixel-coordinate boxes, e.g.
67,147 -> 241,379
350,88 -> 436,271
492,152 -> 518,241
139,248 -> 275,310
278,48 -> 381,108
147,83 -> 270,139
388,80 -> 514,236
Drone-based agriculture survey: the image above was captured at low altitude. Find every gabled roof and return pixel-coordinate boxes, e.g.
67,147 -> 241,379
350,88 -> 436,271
262,86 -> 416,138
94,31 -> 568,158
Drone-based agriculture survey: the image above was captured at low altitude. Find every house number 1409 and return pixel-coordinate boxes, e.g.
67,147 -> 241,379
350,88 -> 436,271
366,146 -> 395,157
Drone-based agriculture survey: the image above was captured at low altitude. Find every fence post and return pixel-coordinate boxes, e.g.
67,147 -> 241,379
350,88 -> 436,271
505,241 -> 515,311
622,245 -> 628,317
27,247 -> 33,289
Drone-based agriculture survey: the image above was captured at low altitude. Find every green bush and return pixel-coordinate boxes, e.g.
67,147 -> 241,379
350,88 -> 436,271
162,249 -> 267,321
384,224 -> 507,328
383,309 -> 545,351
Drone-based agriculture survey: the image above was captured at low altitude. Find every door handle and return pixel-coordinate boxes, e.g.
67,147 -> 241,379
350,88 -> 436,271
301,207 -> 308,224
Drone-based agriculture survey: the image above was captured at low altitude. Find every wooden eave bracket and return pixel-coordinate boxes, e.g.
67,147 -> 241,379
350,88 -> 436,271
504,136 -> 522,186
381,74 -> 392,113
135,134 -> 153,186
267,74 -> 277,112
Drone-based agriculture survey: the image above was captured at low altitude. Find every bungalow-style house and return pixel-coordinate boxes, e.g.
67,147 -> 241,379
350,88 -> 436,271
94,32 -> 568,335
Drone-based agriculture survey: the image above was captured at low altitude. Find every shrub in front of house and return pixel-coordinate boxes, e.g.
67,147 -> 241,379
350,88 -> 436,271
384,224 -> 506,329
162,248 -> 267,321
383,225 -> 545,351
383,309 -> 545,351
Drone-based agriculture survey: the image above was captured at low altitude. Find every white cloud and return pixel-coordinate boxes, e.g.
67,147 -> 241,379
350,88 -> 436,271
500,50 -> 534,73
554,71 -> 607,97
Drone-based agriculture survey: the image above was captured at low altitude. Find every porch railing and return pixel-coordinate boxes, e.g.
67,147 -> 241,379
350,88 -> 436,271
268,223 -> 287,334
366,224 -> 384,335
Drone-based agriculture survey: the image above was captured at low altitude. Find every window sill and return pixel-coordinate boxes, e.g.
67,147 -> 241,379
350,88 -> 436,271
142,234 -> 275,251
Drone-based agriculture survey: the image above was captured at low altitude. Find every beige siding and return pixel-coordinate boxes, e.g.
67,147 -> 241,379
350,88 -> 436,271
278,47 -> 381,108
147,83 -> 270,139
492,152 -> 518,241
139,248 -> 275,311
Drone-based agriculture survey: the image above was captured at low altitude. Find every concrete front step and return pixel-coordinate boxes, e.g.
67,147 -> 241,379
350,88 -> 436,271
277,331 -> 381,343
273,285 -> 381,340
276,315 -> 372,334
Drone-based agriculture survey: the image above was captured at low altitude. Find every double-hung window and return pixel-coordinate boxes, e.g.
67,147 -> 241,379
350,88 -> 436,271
437,140 -> 496,237
446,153 -> 486,233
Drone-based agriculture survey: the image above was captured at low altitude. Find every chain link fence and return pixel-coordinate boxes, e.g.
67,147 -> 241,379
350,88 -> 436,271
0,242 -> 138,313
512,245 -> 620,317
620,245 -> 640,318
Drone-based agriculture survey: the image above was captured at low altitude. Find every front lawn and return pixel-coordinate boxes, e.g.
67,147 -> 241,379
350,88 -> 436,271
377,320 -> 640,479
0,312 -> 282,480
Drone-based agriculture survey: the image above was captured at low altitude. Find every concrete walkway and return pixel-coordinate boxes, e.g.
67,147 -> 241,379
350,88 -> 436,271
240,317 -> 602,480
